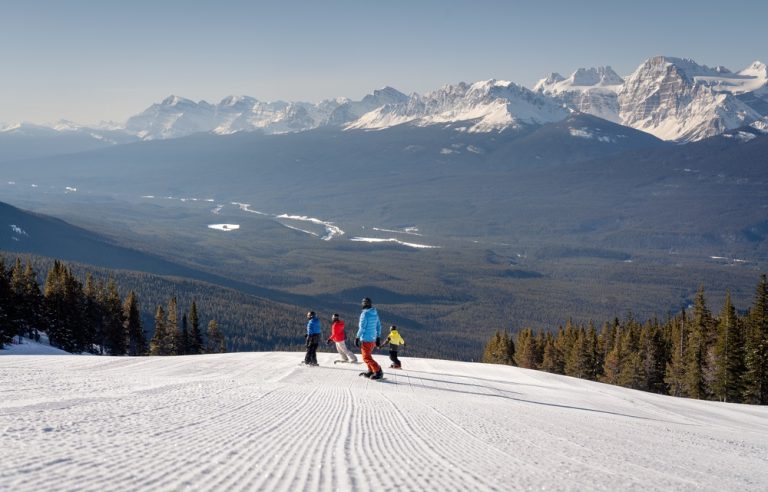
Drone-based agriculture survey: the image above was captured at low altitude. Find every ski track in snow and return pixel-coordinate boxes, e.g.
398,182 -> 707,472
1,353 -> 767,491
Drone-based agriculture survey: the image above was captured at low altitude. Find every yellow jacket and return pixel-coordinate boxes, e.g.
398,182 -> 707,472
385,329 -> 405,347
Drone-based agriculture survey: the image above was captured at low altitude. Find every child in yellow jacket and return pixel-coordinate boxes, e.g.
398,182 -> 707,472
384,325 -> 406,369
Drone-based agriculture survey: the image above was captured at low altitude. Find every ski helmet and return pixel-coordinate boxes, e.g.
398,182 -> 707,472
361,297 -> 372,309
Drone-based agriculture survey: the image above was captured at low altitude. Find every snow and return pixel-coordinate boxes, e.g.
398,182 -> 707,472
232,202 -> 268,215
276,214 -> 344,241
372,227 -> 423,236
569,127 -> 614,143
0,352 -> 766,491
350,237 -> 439,249
10,224 -> 28,236
347,80 -> 568,133
0,336 -> 69,355
207,223 -> 240,232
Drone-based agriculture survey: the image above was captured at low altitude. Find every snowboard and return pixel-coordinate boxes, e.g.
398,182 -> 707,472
334,360 -> 361,364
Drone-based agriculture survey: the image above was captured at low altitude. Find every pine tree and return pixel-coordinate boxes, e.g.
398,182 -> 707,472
712,292 -> 744,402
10,258 -> 26,342
180,314 -> 189,356
683,286 -> 714,399
103,279 -> 126,355
540,332 -> 560,373
123,291 -> 146,356
743,274 -> 768,404
548,327 -> 566,374
21,261 -> 43,340
618,325 -> 644,389
482,331 -> 515,365
165,297 -> 180,355
565,327 -> 588,378
0,257 -> 13,348
602,327 -> 623,385
188,300 -> 203,355
514,328 -> 538,369
665,312 -> 687,397
641,319 -> 667,394
206,320 -> 226,354
150,305 -> 167,355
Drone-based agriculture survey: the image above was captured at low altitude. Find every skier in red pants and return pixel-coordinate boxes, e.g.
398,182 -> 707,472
355,297 -> 383,380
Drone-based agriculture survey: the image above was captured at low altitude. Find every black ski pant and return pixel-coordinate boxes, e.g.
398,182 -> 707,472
389,349 -> 401,367
305,334 -> 320,364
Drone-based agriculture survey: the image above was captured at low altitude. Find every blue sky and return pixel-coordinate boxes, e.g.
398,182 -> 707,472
1,0 -> 766,124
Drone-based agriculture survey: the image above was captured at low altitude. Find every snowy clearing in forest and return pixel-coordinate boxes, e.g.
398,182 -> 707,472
207,223 -> 240,232
350,237 -> 439,249
1,352 -> 766,491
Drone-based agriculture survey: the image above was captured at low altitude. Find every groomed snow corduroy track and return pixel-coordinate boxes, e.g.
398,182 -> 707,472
1,351 -> 767,491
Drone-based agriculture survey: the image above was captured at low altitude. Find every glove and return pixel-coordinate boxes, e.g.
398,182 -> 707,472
354,337 -> 360,348
326,338 -> 333,346
375,337 -> 381,348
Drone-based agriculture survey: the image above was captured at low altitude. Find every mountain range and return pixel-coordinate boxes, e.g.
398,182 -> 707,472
3,55 -> 767,146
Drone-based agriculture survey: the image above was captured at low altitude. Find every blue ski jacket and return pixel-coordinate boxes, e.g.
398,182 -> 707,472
307,317 -> 321,336
357,308 -> 381,342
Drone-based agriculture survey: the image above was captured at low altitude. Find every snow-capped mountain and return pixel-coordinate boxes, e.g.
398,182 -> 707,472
7,55 -> 768,144
618,56 -> 765,141
534,67 -> 624,123
348,80 -> 569,132
537,57 -> 768,142
326,86 -> 409,126
123,91 -> 408,139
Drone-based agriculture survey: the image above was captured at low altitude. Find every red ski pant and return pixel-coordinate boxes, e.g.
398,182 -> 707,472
361,342 -> 381,373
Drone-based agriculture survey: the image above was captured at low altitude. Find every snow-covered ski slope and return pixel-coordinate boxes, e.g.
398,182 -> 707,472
1,352 -> 766,491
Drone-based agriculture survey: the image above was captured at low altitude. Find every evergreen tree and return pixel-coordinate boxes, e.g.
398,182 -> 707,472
150,305 -> 167,355
548,327 -> 566,374
602,328 -> 623,385
103,279 -> 126,355
206,320 -> 226,354
22,261 -> 43,341
712,292 -> 744,402
165,297 -> 180,355
743,275 -> 768,404
641,319 -> 667,394
83,274 -> 103,354
618,325 -> 644,389
124,291 -> 146,356
540,332 -> 560,373
0,257 -> 13,348
482,331 -> 515,365
514,328 -> 538,369
10,258 -> 26,342
565,327 -> 589,378
180,313 -> 189,356
683,286 -> 713,399
188,300 -> 203,355
665,312 -> 687,397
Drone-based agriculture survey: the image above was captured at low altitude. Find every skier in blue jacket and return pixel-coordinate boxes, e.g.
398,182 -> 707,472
355,297 -> 383,379
304,311 -> 321,366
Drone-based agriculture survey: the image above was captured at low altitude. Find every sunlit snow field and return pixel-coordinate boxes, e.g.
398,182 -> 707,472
1,344 -> 767,491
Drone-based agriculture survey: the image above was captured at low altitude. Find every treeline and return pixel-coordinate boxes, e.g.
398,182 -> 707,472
0,256 -> 224,355
483,275 -> 768,405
